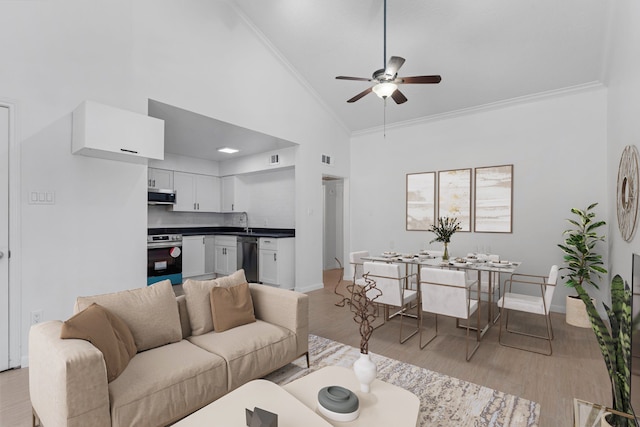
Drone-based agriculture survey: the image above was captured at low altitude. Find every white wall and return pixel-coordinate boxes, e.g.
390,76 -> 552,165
350,88 -> 608,312
605,0 -> 640,288
1,0 -> 350,364
0,0 -> 149,366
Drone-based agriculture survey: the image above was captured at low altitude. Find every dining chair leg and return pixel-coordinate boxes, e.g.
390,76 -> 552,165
465,314 -> 480,361
499,308 -> 553,356
399,303 -> 419,344
419,312 -> 437,350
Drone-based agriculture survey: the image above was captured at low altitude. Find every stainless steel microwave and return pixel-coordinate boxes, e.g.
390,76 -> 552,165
148,189 -> 176,205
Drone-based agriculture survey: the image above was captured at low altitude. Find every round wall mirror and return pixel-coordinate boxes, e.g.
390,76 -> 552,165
617,145 -> 640,242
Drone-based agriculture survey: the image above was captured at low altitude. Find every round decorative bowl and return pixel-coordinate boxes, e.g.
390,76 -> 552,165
317,385 -> 359,422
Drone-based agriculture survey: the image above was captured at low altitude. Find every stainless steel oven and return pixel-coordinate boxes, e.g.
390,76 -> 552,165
147,234 -> 182,285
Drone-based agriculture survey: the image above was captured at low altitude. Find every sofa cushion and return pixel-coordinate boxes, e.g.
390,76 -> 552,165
108,340 -> 228,427
75,280 -> 182,352
60,303 -> 136,382
187,320 -> 297,390
176,295 -> 192,339
210,282 -> 256,332
183,270 -> 248,336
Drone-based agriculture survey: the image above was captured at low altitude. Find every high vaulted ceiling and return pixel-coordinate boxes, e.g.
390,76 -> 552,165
230,0 -> 611,133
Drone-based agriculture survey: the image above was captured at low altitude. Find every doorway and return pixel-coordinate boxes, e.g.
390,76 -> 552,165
322,176 -> 344,284
0,106 -> 9,371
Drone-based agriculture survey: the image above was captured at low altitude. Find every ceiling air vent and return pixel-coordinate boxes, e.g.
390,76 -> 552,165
321,154 -> 332,166
269,154 -> 280,166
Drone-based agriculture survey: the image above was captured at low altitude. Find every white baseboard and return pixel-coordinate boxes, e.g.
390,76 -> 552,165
296,282 -> 324,293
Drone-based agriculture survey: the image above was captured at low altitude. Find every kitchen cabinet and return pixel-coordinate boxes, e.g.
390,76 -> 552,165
214,235 -> 237,276
72,100 -> 164,163
182,235 -> 215,279
172,172 -> 221,212
220,176 -> 248,212
259,237 -> 294,289
148,168 -> 173,189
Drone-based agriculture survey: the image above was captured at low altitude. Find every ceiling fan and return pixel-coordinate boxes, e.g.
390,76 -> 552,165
335,0 -> 441,104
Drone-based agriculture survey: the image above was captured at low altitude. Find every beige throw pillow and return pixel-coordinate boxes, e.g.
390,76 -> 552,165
210,282 -> 256,332
215,269 -> 248,287
61,303 -> 137,382
74,280 -> 182,352
183,270 -> 248,336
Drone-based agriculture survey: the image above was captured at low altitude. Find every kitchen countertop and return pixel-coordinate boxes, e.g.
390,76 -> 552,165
148,227 -> 295,238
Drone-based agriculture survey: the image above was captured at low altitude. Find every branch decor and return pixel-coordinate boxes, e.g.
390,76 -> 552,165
334,258 -> 381,354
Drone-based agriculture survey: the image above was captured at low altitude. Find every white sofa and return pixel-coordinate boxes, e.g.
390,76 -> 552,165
28,274 -> 309,427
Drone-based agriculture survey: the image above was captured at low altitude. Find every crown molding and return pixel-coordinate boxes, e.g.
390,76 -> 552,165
352,81 -> 606,137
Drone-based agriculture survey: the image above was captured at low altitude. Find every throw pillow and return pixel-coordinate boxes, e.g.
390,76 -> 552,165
60,303 -> 136,382
210,282 -> 256,332
183,270 -> 248,336
74,280 -> 182,352
182,278 -> 219,336
214,269 -> 248,288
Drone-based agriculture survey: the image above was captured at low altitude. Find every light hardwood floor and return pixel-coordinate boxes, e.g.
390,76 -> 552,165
0,270 -> 611,427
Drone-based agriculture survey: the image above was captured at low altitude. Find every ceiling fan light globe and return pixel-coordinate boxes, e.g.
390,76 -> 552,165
372,82 -> 398,99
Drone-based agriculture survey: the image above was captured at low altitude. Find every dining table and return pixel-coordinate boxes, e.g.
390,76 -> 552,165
360,252 -> 522,327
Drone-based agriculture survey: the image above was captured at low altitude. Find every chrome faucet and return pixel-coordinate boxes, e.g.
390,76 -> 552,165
240,212 -> 249,233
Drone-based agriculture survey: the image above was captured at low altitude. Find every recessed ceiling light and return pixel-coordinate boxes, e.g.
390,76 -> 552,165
218,147 -> 239,154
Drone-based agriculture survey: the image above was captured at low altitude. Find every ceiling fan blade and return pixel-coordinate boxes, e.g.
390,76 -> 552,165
391,89 -> 407,104
347,87 -> 373,103
398,75 -> 442,84
385,56 -> 405,77
336,76 -> 372,82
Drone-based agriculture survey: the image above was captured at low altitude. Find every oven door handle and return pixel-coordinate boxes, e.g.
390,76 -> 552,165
147,242 -> 183,249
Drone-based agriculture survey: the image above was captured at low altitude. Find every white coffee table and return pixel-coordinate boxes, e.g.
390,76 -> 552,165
283,366 -> 420,426
172,379 -> 332,426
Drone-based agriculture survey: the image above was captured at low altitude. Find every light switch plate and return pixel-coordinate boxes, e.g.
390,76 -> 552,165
28,191 -> 55,205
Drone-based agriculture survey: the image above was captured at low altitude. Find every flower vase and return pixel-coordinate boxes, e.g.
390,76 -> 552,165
443,242 -> 449,261
353,352 -> 377,393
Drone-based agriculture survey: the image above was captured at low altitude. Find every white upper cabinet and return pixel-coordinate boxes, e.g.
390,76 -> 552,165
148,168 -> 173,189
72,100 -> 164,163
172,171 -> 220,212
220,175 -> 248,212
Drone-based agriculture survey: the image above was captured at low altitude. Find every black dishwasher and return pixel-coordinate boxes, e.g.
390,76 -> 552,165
237,236 -> 259,283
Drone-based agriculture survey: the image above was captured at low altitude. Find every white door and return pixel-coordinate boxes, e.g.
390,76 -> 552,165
0,106 -> 9,371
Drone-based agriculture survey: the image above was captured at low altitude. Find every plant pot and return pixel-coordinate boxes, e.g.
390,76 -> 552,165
565,295 -> 594,328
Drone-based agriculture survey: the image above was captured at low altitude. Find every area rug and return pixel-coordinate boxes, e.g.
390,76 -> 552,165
264,334 -> 540,427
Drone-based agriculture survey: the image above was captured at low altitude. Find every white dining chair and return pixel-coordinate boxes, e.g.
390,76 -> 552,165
497,265 -> 558,355
419,267 -> 484,361
349,251 -> 369,288
363,262 -> 419,344
466,253 -> 502,322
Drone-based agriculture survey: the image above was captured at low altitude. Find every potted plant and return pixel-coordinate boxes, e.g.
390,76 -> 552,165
558,204 -> 633,425
428,216 -> 461,261
558,204 -> 607,327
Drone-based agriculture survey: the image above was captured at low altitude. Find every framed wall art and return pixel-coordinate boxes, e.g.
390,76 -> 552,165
474,164 -> 513,233
438,168 -> 471,231
406,172 -> 436,230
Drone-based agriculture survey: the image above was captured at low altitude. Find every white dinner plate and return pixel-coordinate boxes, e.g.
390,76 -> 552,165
490,261 -> 511,268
